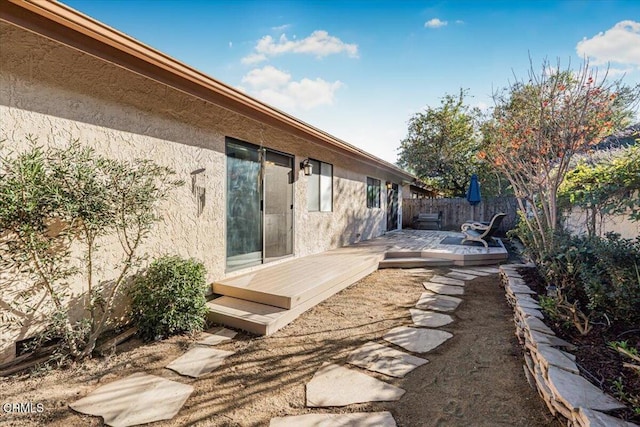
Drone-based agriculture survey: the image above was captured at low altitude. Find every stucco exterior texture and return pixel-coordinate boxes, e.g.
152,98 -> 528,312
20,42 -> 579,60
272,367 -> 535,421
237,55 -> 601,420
0,22 -> 405,363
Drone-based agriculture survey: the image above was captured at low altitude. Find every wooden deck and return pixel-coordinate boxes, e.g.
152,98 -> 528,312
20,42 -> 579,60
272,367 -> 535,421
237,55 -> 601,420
213,248 -> 385,309
207,230 -> 508,335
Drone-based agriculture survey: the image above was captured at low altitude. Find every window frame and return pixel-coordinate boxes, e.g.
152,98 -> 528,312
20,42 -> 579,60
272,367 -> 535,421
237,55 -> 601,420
307,159 -> 333,212
366,177 -> 381,209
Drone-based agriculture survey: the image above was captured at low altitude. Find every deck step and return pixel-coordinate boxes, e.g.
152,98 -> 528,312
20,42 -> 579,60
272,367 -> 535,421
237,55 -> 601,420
213,251 -> 383,309
208,259 -> 379,335
378,257 -> 453,269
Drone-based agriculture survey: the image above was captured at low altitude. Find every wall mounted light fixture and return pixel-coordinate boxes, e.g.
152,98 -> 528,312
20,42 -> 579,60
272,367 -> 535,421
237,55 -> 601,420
301,159 -> 313,176
386,181 -> 393,189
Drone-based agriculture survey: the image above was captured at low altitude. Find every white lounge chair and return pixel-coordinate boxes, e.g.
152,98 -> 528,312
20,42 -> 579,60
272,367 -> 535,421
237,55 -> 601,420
460,213 -> 507,249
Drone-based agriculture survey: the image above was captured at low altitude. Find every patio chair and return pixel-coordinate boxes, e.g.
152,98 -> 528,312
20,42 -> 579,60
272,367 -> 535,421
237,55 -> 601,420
460,213 -> 507,249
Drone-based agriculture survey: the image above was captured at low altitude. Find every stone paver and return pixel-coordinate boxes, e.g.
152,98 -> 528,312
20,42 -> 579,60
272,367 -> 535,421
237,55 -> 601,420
449,268 -> 492,277
509,284 -> 536,295
270,412 -> 397,426
383,326 -> 453,354
535,344 -> 579,374
347,341 -> 428,378
576,407 -> 639,427
518,306 -> 544,319
423,282 -> 464,296
508,277 -> 527,286
523,316 -> 555,335
196,327 -> 237,346
445,271 -> 477,281
69,373 -> 193,427
409,309 -> 454,327
469,267 -> 500,274
430,275 -> 466,287
416,292 -> 462,312
546,365 -> 626,412
166,347 -> 234,378
516,299 -> 541,310
306,363 -> 405,407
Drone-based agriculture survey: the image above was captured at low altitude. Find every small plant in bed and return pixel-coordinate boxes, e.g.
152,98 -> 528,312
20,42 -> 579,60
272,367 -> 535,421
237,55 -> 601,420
517,233 -> 640,422
130,256 -> 208,341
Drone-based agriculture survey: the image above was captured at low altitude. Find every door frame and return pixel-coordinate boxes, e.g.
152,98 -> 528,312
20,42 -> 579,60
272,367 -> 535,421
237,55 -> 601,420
225,137 -> 295,272
263,148 -> 294,262
386,183 -> 399,231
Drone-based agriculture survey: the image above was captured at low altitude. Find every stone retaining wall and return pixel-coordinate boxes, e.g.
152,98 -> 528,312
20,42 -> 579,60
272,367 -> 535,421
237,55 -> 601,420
499,264 -> 639,427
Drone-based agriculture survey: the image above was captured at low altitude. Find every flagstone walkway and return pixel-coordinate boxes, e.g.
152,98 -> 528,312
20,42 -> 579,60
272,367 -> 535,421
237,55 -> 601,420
269,266 -> 497,426
70,267 -> 498,426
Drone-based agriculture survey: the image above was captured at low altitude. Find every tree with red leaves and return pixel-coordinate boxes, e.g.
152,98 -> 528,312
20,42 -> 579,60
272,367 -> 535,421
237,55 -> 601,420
480,58 -> 639,255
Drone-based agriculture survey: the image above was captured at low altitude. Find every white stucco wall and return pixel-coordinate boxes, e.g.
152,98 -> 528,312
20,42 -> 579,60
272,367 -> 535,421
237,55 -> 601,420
563,208 -> 639,240
0,22 -> 402,362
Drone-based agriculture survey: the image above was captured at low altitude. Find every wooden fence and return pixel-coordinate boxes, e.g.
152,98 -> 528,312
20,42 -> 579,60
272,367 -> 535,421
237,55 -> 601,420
402,196 -> 519,233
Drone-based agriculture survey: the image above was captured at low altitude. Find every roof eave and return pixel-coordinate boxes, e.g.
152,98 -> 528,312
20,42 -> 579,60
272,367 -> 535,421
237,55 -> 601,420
0,0 -> 416,181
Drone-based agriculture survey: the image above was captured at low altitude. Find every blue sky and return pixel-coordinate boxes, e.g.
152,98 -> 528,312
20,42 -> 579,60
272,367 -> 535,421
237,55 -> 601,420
63,0 -> 640,164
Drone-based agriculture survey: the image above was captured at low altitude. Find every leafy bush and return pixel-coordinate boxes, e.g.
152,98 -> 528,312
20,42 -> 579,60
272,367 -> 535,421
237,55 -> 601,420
578,234 -> 640,326
534,232 -> 640,332
0,139 -> 182,359
130,256 -> 208,341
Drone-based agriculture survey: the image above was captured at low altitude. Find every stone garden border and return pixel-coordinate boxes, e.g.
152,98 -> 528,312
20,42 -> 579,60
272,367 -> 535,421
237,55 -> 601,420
499,264 -> 639,427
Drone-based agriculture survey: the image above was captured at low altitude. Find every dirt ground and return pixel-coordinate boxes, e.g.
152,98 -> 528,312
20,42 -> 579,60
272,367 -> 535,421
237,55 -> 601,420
1,267 -> 561,427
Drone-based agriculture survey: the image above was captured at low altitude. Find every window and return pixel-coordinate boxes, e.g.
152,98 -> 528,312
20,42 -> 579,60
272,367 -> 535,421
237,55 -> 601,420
307,159 -> 333,212
367,177 -> 381,208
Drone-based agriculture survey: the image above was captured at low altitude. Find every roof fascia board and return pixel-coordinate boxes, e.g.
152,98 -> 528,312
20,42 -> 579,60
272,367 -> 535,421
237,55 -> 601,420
1,0 -> 415,181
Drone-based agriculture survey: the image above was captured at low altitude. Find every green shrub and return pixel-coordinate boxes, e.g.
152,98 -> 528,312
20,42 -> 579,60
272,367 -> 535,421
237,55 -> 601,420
534,232 -> 640,331
536,232 -> 592,309
130,256 -> 208,341
0,139 -> 182,359
578,234 -> 640,326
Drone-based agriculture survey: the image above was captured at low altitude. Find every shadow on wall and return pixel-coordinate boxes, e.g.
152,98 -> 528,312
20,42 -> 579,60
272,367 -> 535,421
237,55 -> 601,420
329,178 -> 385,248
0,260 -> 135,364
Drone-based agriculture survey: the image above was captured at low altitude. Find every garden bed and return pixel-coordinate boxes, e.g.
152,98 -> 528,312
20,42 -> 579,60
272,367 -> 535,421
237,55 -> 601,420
510,265 -> 640,425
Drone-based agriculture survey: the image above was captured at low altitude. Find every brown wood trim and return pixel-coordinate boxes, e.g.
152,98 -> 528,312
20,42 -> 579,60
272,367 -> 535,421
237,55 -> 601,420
1,0 -> 415,181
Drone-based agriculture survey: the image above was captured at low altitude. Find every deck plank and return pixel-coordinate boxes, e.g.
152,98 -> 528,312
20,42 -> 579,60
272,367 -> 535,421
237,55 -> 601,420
214,250 -> 384,309
209,230 -> 508,334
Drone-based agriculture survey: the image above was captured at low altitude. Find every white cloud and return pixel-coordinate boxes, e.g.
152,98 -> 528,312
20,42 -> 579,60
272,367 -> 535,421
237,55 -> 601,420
455,20 -> 465,25
605,66 -> 636,77
576,20 -> 640,67
425,18 -> 447,29
241,53 -> 268,65
271,24 -> 291,32
241,30 -> 358,64
228,41 -> 233,48
240,65 -> 343,111
242,65 -> 291,88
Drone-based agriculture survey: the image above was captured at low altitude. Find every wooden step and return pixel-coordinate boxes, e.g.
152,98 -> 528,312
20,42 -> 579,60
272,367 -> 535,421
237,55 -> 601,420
378,257 -> 453,269
213,251 -> 383,309
208,259 -> 379,335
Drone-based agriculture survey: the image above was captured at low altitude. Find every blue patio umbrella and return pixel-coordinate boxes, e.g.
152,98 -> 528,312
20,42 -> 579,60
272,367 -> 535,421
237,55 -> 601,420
466,174 -> 482,206
466,174 -> 482,221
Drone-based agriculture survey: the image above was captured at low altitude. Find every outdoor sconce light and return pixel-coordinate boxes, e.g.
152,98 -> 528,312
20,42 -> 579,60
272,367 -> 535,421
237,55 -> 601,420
301,159 -> 313,176
386,182 -> 393,189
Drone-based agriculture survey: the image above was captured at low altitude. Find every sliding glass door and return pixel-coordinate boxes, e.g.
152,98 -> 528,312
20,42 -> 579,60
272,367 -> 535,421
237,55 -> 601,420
264,150 -> 293,260
226,140 -> 262,270
226,138 -> 294,271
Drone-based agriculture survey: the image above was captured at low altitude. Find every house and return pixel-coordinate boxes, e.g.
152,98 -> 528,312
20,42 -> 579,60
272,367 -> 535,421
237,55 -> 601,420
0,0 -> 417,363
